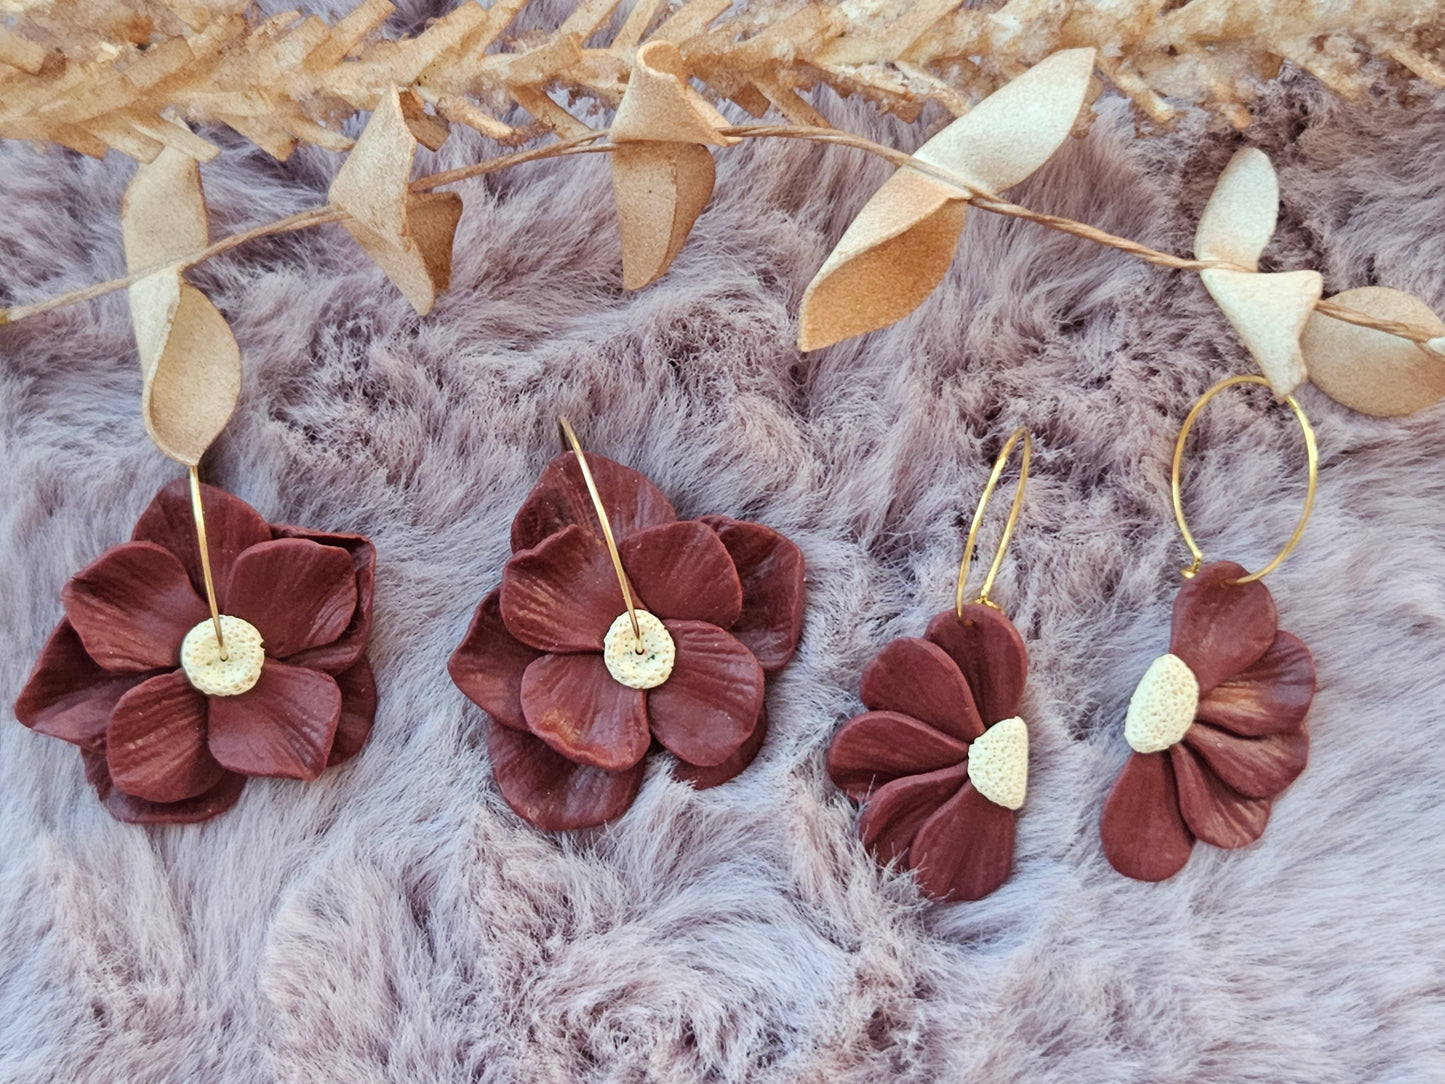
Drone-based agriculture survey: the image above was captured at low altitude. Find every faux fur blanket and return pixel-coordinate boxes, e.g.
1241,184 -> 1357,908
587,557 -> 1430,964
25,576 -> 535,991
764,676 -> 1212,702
4,6 -> 1445,1082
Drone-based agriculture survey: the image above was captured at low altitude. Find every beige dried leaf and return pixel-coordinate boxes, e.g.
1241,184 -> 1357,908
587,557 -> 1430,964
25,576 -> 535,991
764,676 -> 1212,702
1194,148 -> 1278,269
1199,268 -> 1323,396
121,147 -> 241,467
1301,286 -> 1445,415
797,47 -> 1096,351
329,85 -> 463,314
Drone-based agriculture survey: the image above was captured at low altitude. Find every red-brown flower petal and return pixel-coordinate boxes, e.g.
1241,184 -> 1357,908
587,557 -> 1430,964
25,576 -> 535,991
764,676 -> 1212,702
273,527 -> 376,674
511,451 -> 676,552
647,620 -> 763,767
924,604 -> 1028,725
106,671 -> 225,803
1170,561 -> 1278,694
328,657 -> 377,767
448,589 -> 542,731
62,542 -> 208,672
908,780 -> 1017,901
698,515 -> 805,672
1170,743 -> 1272,849
673,705 -> 769,790
859,638 -> 985,742
14,621 -> 143,752
83,750 -> 246,825
1196,631 -> 1315,737
500,525 -> 626,653
620,521 -> 743,626
1100,751 -> 1195,882
224,539 -> 357,660
858,762 -> 971,866
1182,721 -> 1309,800
206,661 -> 342,780
826,711 -> 971,801
486,719 -> 644,831
520,653 -> 650,771
132,479 -> 272,601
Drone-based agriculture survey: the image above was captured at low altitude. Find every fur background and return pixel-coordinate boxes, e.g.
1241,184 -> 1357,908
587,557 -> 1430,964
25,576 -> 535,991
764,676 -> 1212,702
4,4 -> 1445,1081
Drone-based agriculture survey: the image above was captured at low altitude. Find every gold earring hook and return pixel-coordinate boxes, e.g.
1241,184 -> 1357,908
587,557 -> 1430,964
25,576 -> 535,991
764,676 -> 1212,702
1171,374 -> 1318,584
956,426 -> 1032,618
188,465 -> 228,660
556,417 -> 645,653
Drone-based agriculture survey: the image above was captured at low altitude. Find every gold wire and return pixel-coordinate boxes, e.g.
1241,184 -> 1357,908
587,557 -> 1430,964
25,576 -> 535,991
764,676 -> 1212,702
956,427 -> 1032,618
556,417 -> 645,652
187,465 -> 228,660
1171,374 -> 1319,584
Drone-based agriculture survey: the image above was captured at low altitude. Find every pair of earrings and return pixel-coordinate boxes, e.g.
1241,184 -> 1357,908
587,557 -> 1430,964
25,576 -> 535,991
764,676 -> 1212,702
828,375 -> 1320,898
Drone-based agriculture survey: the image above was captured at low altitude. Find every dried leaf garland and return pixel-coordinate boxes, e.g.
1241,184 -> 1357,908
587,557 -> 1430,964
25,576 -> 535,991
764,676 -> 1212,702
121,147 -> 241,466
1301,288 -> 1445,416
797,47 -> 1097,351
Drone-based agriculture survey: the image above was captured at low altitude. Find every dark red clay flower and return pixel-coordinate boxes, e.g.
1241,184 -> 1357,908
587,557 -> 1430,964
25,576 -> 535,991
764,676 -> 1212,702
1100,561 -> 1315,881
14,480 -> 377,824
449,452 -> 804,831
827,604 -> 1029,902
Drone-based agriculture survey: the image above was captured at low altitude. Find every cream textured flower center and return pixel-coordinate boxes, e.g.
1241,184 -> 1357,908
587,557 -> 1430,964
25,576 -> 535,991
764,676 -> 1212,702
967,716 -> 1029,810
1124,653 -> 1199,754
180,615 -> 265,697
602,610 -> 675,690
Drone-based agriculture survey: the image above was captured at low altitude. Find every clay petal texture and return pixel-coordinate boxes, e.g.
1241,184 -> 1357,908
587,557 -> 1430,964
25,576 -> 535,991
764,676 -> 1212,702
648,620 -> 764,767
1182,721 -> 1309,800
1169,743 -> 1272,849
620,520 -> 743,626
206,660 -> 342,780
1100,751 -> 1195,881
131,478 -> 271,601
858,762 -> 970,866
858,637 -> 984,742
62,542 -> 208,672
908,780 -> 1016,902
106,670 -> 224,803
674,705 -> 768,791
501,525 -> 626,653
272,526 -> 376,674
1169,562 -> 1277,694
486,719 -> 645,832
224,538 -> 358,660
826,711 -> 970,802
328,657 -> 378,768
84,750 -> 246,826
699,516 -> 805,672
520,653 -> 650,771
448,589 -> 542,731
510,451 -> 676,553
924,604 -> 1028,725
14,621 -> 144,752
1195,631 -> 1315,736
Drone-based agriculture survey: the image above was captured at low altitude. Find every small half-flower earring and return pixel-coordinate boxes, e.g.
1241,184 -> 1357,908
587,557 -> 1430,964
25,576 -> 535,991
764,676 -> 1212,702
826,428 -> 1033,902
1101,375 -> 1319,882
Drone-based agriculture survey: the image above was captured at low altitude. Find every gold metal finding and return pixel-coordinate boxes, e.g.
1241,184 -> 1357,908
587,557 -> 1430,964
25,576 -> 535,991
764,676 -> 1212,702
1171,374 -> 1319,584
956,426 -> 1032,617
556,417 -> 645,653
187,465 -> 228,660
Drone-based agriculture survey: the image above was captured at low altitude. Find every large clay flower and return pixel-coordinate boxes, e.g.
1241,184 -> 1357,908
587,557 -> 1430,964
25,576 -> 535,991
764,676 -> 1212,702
14,480 -> 377,824
449,452 -> 804,831
1100,561 -> 1315,881
826,604 -> 1030,901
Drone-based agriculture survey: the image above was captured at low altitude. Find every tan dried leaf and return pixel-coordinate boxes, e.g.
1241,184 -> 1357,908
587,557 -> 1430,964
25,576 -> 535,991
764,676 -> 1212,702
797,47 -> 1096,351
1301,286 -> 1445,415
329,85 -> 463,314
121,147 -> 241,467
1194,148 -> 1278,269
1199,268 -> 1323,396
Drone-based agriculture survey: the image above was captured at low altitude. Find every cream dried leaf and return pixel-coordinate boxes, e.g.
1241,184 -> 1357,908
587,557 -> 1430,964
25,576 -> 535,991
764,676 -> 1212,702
1194,147 -> 1278,270
1301,286 -> 1445,416
1200,267 -> 1322,396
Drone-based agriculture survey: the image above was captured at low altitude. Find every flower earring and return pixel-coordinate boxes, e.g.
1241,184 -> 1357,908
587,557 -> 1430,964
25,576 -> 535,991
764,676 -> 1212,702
448,418 -> 805,831
1100,375 -> 1319,881
826,428 -> 1033,902
14,468 -> 378,824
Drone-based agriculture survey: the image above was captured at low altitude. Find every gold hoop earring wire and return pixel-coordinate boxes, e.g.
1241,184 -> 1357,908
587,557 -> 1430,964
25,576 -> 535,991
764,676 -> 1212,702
1171,374 -> 1318,585
557,417 -> 646,653
956,426 -> 1032,618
